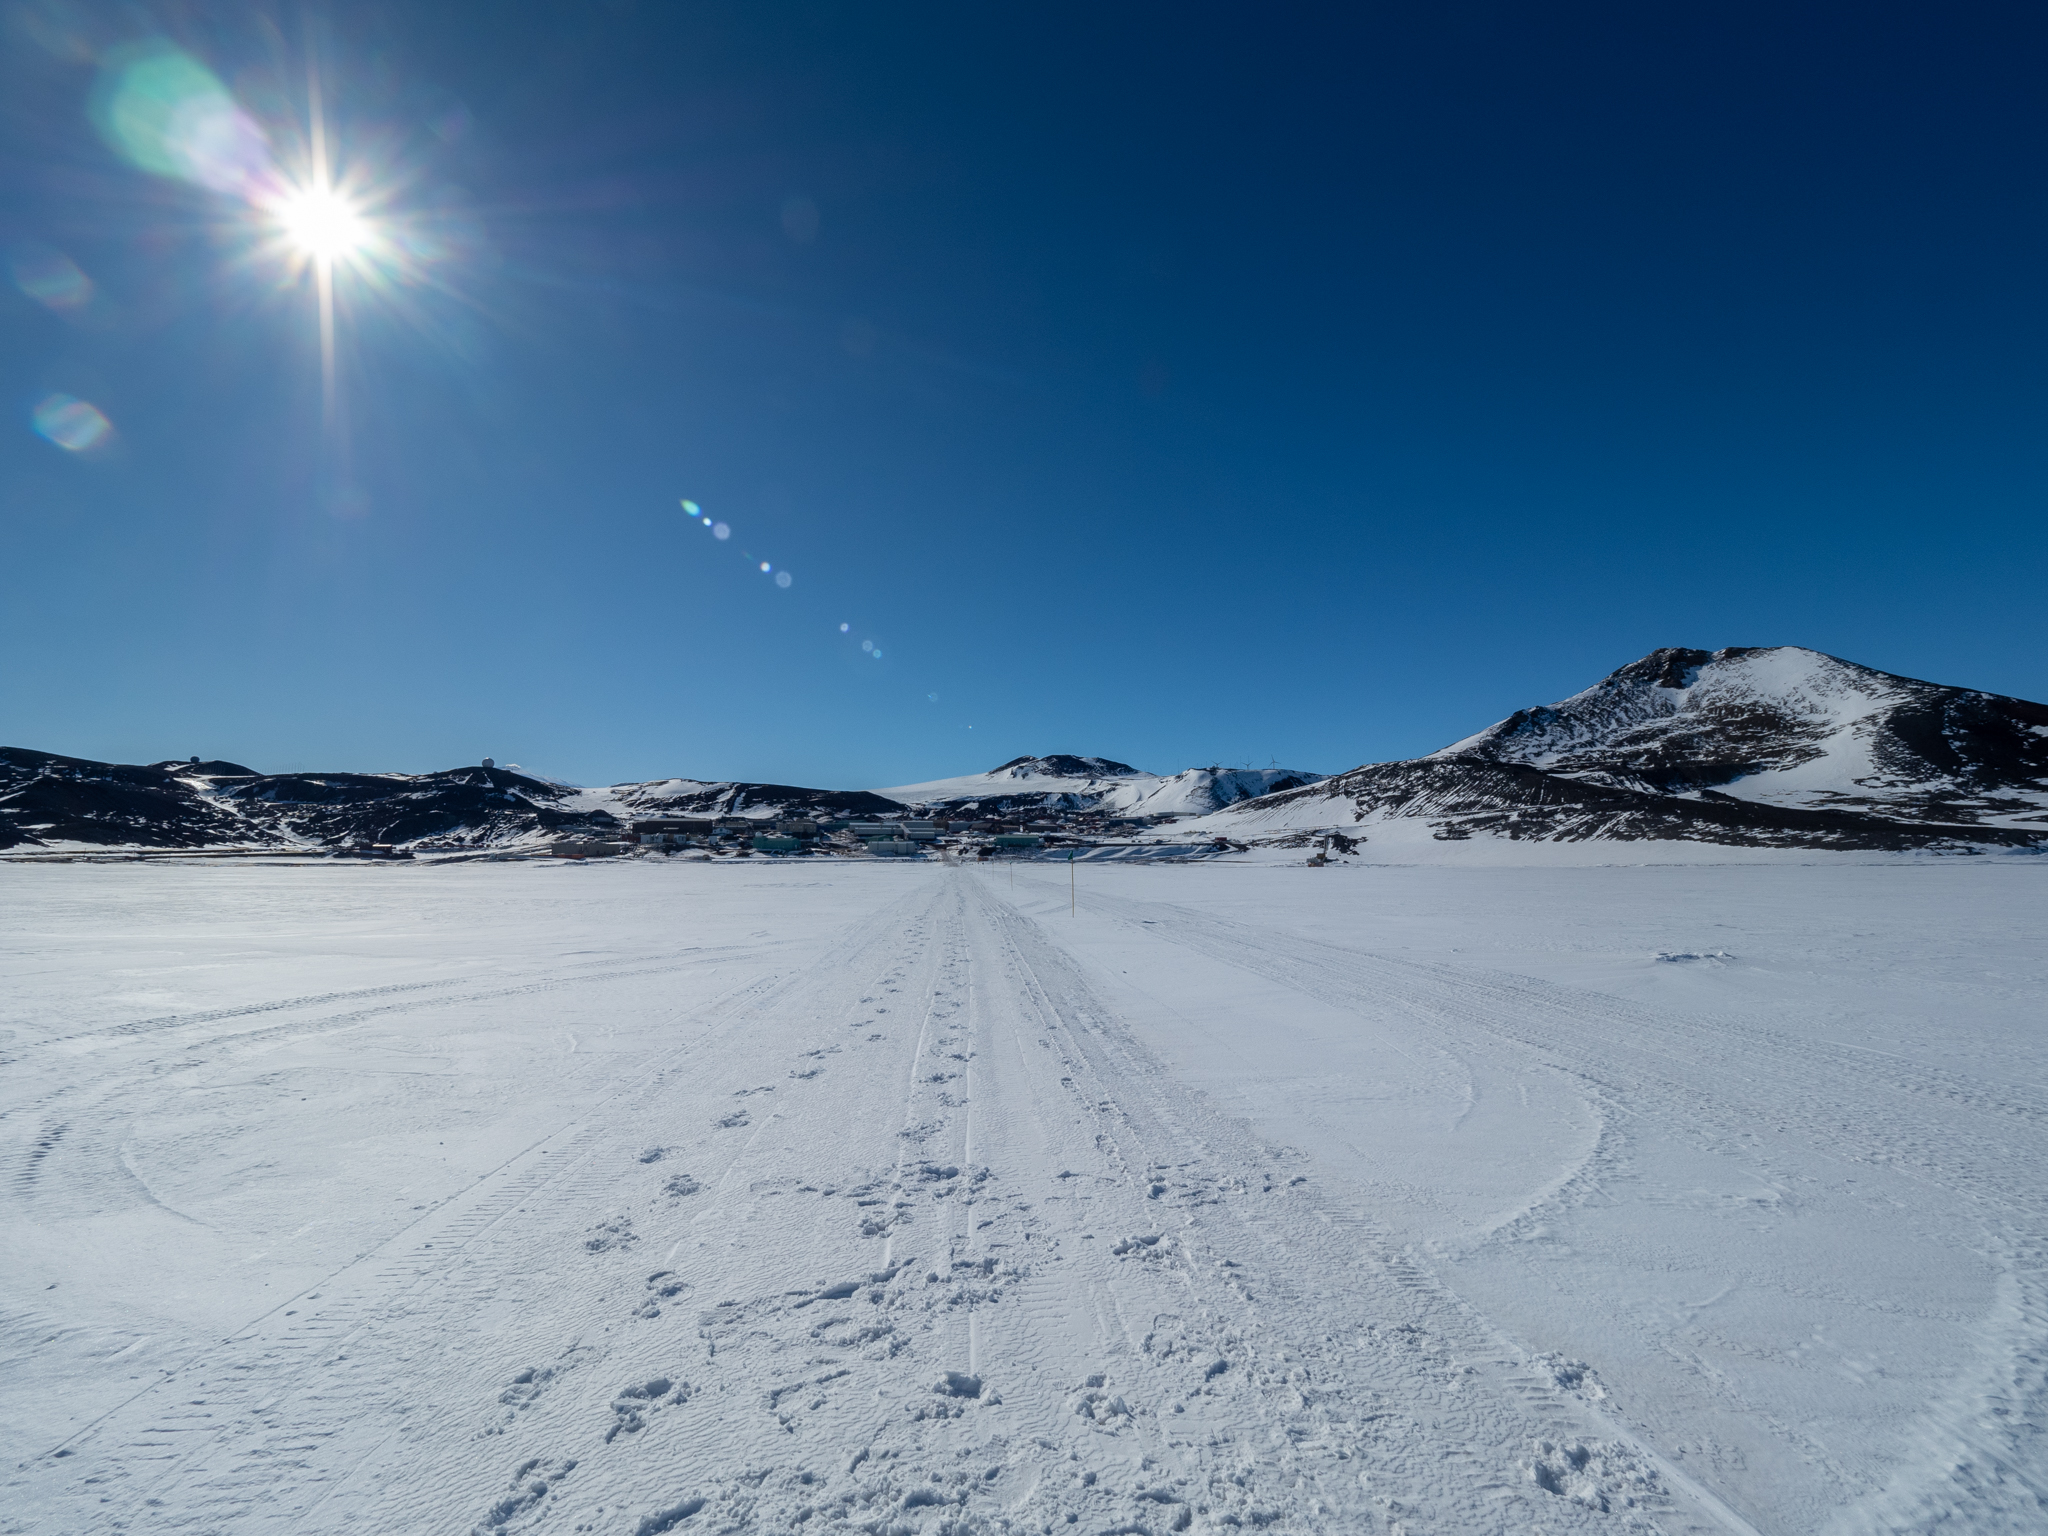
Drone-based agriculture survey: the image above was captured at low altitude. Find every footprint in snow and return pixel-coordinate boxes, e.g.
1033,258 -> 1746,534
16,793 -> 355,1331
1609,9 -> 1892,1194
472,1454 -> 577,1533
637,1271 -> 691,1318
498,1366 -> 555,1410
606,1377 -> 690,1442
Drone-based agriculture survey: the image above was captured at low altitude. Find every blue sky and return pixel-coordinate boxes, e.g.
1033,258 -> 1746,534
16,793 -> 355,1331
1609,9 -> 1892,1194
4,2 -> 2044,788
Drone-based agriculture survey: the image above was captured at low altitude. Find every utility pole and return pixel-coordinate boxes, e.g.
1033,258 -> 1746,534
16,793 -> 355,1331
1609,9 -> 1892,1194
1069,851 -> 1075,915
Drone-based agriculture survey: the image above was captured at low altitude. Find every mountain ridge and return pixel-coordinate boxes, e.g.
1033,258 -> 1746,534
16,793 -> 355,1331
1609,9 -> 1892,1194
1202,646 -> 2048,851
6,646 -> 2044,854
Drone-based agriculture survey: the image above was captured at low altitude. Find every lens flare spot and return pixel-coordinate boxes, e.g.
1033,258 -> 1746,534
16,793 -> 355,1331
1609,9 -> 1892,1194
775,570 -> 792,588
928,693 -> 939,702
759,561 -> 771,573
681,499 -> 700,515
9,246 -> 93,312
872,649 -> 883,660
397,229 -> 447,261
712,522 -> 730,540
90,43 -> 270,195
272,185 -> 371,262
32,393 -> 112,452
839,622 -> 850,633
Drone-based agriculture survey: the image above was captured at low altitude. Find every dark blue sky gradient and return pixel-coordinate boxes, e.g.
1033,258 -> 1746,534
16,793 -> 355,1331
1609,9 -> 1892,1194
4,2 -> 2044,785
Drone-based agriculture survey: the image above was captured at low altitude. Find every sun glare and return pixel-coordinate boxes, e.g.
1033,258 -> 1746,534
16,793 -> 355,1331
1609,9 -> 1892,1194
274,184 -> 371,263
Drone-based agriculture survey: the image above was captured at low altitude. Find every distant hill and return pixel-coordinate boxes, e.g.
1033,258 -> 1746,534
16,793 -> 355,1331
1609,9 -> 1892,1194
0,754 -> 891,852
0,750 -> 623,851
611,779 -> 902,820
1198,647 -> 2048,851
8,646 -> 2041,854
874,758 -> 1324,817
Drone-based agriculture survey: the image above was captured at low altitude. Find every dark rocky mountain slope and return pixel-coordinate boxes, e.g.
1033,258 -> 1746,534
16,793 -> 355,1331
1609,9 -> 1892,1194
1215,647 -> 2048,850
0,753 -> 913,860
0,751 -> 626,851
0,755 -> 891,852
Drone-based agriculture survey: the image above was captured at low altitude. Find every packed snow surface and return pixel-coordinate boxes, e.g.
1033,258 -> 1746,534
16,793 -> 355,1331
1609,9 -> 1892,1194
4,858 -> 2045,1534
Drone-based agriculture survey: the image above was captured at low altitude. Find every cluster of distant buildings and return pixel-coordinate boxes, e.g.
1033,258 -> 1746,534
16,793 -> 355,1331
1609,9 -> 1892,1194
630,815 -> 948,856
553,808 -> 1183,860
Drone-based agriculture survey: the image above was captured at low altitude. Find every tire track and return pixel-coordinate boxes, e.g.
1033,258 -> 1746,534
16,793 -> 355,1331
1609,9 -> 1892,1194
1032,876 -> 2048,1536
4,884 -> 949,1534
971,870 -> 1739,1535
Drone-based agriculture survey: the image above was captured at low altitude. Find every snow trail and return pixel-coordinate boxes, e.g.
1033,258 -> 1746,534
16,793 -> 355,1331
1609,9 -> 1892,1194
5,866 -> 1725,1535
5,858 -> 2042,1534
1005,864 -> 2048,1535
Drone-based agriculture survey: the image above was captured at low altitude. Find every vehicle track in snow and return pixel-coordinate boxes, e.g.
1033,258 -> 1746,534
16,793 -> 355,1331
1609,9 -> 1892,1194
0,950 -> 797,1240
1025,875 -> 2048,1536
1,882 -> 945,1534
4,868 -> 1788,1535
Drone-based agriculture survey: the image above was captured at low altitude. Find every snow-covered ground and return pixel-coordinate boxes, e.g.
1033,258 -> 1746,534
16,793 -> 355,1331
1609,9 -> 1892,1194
3,857 -> 2043,1534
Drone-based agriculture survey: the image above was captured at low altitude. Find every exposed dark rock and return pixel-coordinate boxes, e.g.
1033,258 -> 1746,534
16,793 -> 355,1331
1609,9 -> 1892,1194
0,748 -> 249,850
612,780 -> 901,820
990,755 -> 1140,779
1227,646 -> 2048,851
0,755 -> 840,852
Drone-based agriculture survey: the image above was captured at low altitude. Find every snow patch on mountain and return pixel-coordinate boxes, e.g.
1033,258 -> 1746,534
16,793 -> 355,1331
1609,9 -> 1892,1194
604,778 -> 900,821
1100,765 -> 1323,817
874,755 -> 1149,807
874,756 -> 1323,816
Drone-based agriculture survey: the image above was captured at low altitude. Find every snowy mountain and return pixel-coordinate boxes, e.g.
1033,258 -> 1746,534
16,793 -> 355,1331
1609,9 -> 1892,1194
1200,647 -> 2048,851
8,647 -> 2041,855
0,749 -> 256,849
874,755 -> 1148,811
607,778 -> 901,821
0,750 -> 630,851
874,756 -> 1322,816
0,752 -> 903,853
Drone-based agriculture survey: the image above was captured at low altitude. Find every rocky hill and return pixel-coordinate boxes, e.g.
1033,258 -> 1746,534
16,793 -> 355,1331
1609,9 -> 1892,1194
0,750 -> 629,851
875,757 -> 1323,816
0,755 -> 891,853
1203,647 -> 2048,851
9,647 -> 2040,855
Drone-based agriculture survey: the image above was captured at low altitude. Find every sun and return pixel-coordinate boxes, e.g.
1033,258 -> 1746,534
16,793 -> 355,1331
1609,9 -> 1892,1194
272,184 -> 372,264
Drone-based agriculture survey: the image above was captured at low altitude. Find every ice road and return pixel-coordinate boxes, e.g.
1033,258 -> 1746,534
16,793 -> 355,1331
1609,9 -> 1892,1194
2,858 -> 2043,1535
